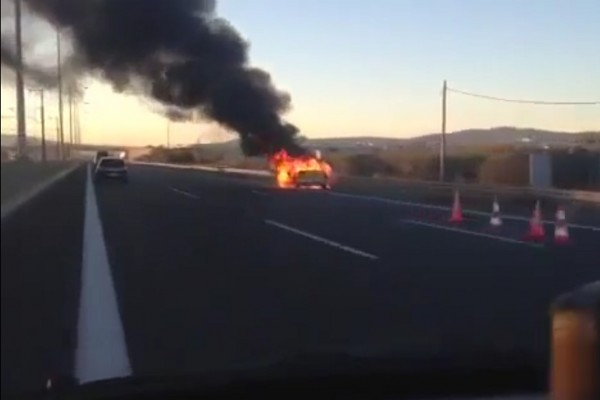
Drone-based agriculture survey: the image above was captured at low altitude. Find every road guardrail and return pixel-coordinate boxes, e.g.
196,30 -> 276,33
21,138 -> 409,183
133,161 -> 600,204
132,161 -> 271,177
339,175 -> 600,204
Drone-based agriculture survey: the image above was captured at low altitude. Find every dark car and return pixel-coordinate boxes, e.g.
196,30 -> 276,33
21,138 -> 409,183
94,150 -> 110,165
94,157 -> 128,182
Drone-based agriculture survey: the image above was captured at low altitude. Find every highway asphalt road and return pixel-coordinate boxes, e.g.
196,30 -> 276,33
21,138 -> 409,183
2,164 -> 599,396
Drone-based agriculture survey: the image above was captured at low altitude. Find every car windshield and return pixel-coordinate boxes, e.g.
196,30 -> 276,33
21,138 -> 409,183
1,1 -> 599,398
297,170 -> 325,178
100,158 -> 125,168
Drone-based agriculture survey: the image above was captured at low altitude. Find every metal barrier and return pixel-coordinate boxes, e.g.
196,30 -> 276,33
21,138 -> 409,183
339,175 -> 600,203
133,161 -> 270,176
132,162 -> 600,203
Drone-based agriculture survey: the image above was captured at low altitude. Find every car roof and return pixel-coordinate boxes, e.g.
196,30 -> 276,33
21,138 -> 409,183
99,156 -> 125,162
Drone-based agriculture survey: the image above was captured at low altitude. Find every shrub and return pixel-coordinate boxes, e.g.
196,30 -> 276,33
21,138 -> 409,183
344,153 -> 396,177
139,147 -> 195,164
478,153 -> 529,186
552,149 -> 600,190
445,154 -> 487,182
166,149 -> 195,163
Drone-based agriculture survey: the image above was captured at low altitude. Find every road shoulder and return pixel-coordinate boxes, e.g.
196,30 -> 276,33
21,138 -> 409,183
1,165 -> 86,396
1,161 -> 81,221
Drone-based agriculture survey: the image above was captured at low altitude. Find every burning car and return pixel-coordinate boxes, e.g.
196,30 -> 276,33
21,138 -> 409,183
270,150 -> 332,189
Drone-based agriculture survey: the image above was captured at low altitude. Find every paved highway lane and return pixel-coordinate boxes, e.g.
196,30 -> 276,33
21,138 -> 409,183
94,165 -> 599,380
94,166 -> 382,375
332,177 -> 600,228
2,163 -> 598,395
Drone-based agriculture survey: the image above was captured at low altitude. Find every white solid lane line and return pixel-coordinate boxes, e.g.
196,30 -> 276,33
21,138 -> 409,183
402,219 -> 544,248
265,219 -> 379,260
76,166 -> 131,383
169,186 -> 201,199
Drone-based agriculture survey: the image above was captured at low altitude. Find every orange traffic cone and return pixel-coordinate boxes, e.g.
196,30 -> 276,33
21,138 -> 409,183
554,207 -> 570,245
525,201 -> 545,242
490,196 -> 502,227
449,190 -> 463,223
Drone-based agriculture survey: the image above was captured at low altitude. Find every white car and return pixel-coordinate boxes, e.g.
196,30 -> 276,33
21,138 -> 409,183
94,157 -> 128,183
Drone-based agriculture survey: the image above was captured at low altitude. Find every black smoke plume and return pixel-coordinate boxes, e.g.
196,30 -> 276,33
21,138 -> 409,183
13,0 -> 304,155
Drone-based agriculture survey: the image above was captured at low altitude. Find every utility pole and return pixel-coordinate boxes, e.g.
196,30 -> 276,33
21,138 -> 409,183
56,29 -> 65,160
29,89 -> 46,162
14,0 -> 27,158
440,80 -> 447,182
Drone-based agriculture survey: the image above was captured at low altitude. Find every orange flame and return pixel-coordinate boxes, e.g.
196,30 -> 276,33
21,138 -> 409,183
269,149 -> 332,189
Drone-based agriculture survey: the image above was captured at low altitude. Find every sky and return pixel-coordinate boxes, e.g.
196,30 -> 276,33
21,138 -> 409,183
1,0 -> 599,146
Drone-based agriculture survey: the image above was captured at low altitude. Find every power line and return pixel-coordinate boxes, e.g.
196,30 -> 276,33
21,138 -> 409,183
447,86 -> 600,105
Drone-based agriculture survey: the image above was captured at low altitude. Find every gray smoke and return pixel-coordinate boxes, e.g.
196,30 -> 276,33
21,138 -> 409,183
1,35 -> 56,88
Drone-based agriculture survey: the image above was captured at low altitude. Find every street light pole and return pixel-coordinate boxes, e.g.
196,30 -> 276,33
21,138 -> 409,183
14,0 -> 27,158
40,90 -> 46,161
29,89 -> 47,162
75,89 -> 89,145
56,29 -> 65,160
167,120 -> 171,149
54,117 -> 60,159
75,102 -> 80,144
68,88 -> 73,153
77,100 -> 90,145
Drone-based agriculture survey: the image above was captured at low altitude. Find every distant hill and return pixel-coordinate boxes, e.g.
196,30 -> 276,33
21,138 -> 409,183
310,128 -> 598,150
403,127 -> 597,149
4,128 -> 598,153
195,127 -> 598,154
